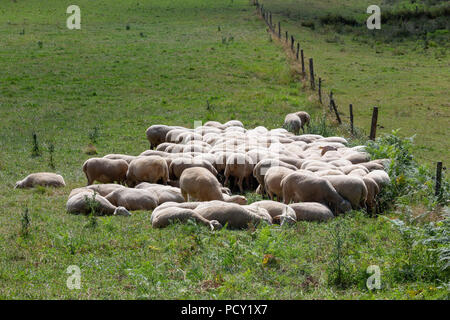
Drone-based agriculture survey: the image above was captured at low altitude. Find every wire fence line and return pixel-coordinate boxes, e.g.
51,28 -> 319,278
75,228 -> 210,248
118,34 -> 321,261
251,0 -> 445,190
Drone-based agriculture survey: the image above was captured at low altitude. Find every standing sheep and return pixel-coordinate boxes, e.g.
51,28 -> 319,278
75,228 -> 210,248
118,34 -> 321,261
126,156 -> 169,187
281,172 -> 352,214
283,113 -> 302,135
264,166 -> 295,201
180,167 -> 247,204
224,153 -> 254,193
322,175 -> 368,209
82,158 -> 128,186
146,125 -> 174,149
294,111 -> 311,132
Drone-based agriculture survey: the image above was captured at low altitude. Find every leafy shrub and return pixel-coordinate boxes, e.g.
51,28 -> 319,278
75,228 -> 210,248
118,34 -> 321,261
365,130 -> 449,211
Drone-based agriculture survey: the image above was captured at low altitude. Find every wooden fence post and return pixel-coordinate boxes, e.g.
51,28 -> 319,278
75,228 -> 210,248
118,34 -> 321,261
331,99 -> 342,124
296,43 -> 300,60
278,21 -> 281,38
329,91 -> 333,111
300,49 -> 305,77
369,106 -> 378,140
269,12 -> 272,30
285,31 -> 288,42
435,161 -> 443,196
309,58 -> 315,90
349,104 -> 354,135
318,78 -> 322,104
290,36 -> 294,52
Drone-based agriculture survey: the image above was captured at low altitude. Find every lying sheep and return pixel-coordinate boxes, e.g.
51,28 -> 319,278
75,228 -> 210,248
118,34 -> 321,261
67,191 -> 131,216
264,166 -> 295,201
289,202 -> 334,222
126,156 -> 169,187
250,200 -> 297,225
194,201 -> 271,229
82,158 -> 128,186
151,207 -> 222,230
105,188 -> 158,211
180,167 -> 247,204
322,175 -> 368,209
281,172 -> 352,214
15,172 -> 66,189
283,113 -> 302,135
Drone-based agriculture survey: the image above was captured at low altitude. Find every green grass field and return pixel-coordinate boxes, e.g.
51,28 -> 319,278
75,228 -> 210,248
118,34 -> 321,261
0,0 -> 448,299
261,0 -> 450,164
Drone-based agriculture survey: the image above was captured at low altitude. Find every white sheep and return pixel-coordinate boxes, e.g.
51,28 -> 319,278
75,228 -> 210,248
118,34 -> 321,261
15,172 -> 66,189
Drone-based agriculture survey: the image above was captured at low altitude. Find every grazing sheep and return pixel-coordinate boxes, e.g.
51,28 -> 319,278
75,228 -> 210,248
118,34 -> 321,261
151,207 -> 222,230
322,175 -> 368,209
366,170 -> 390,189
359,161 -> 385,172
15,172 -> 66,189
180,167 -> 247,204
224,153 -> 254,193
105,188 -> 158,211
283,113 -> 302,135
289,203 -> 334,222
362,176 -> 380,212
82,158 -> 128,186
281,172 -> 352,214
126,156 -> 169,187
250,200 -> 297,225
264,166 -> 295,201
253,159 -> 297,194
146,125 -> 174,149
67,191 -> 131,216
103,154 -> 137,164
194,202 -> 271,229
169,158 -> 217,180
294,111 -> 311,132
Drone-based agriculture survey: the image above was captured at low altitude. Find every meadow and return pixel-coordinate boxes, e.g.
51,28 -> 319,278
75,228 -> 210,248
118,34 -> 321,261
0,0 -> 448,299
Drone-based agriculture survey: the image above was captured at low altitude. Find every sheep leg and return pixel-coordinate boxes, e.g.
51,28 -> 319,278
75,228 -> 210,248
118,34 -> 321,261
238,177 -> 244,194
181,189 -> 188,202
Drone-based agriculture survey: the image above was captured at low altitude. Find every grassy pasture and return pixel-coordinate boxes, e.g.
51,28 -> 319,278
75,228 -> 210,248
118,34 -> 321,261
261,0 -> 450,164
0,0 -> 448,299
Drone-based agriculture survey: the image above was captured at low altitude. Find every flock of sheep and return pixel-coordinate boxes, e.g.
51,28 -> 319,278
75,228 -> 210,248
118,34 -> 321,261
15,111 -> 391,230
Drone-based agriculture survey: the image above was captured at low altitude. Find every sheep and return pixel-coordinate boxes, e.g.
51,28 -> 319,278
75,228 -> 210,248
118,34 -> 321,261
15,172 -> 66,189
322,175 -> 368,209
103,154 -> 137,164
67,191 -> 131,216
294,111 -> 310,132
359,161 -> 385,172
343,152 -> 370,164
253,159 -> 297,194
224,153 -> 254,193
169,158 -> 217,181
85,183 -> 125,197
250,200 -> 297,225
126,156 -> 169,187
264,166 -> 295,201
146,125 -> 174,149
105,188 -> 158,211
68,187 -> 94,199
281,172 -> 352,214
283,113 -> 302,135
194,201 -> 271,229
151,207 -> 222,230
82,158 -> 128,186
362,176 -> 380,213
366,170 -> 390,189
180,167 -> 247,204
289,203 -> 334,222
